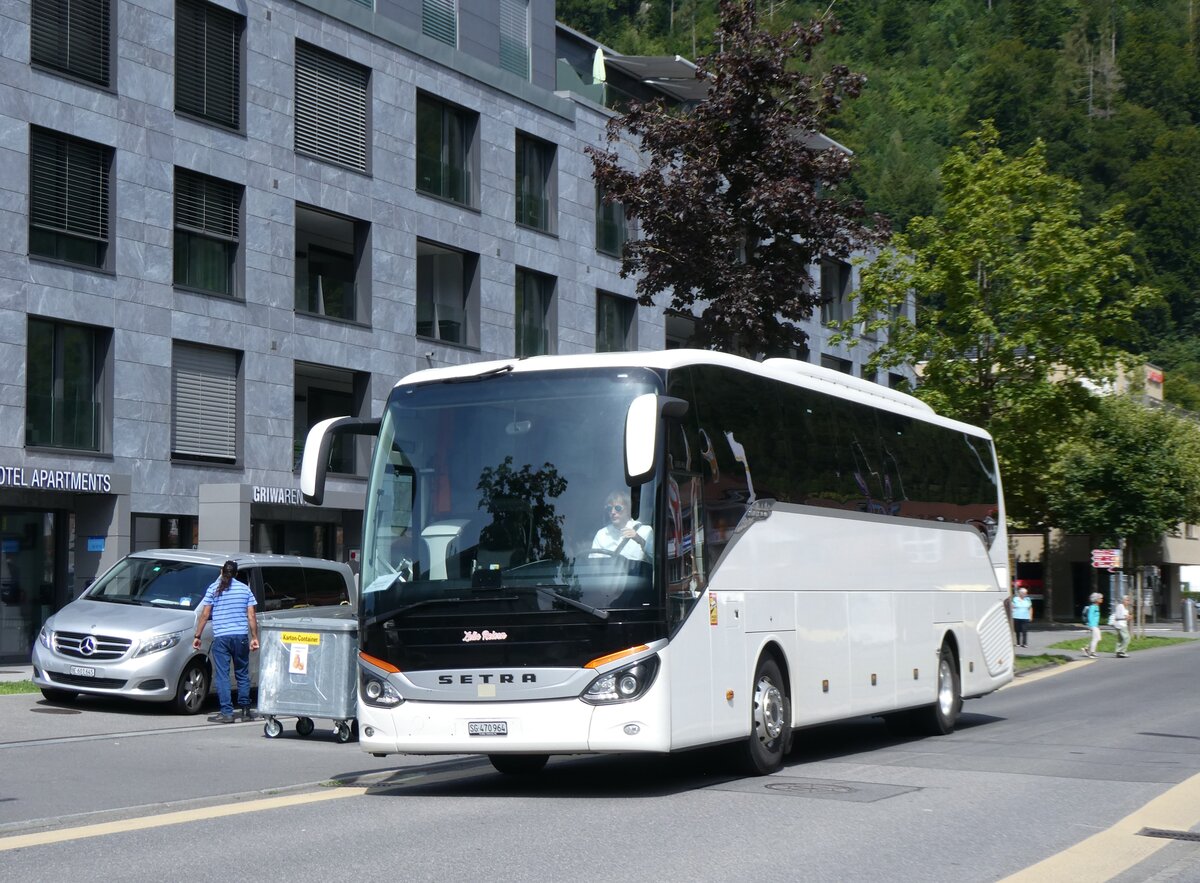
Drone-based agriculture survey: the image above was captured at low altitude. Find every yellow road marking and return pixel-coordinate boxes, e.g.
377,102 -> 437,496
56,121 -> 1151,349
0,786 -> 367,852
1003,658 -> 1091,688
1000,771 -> 1200,882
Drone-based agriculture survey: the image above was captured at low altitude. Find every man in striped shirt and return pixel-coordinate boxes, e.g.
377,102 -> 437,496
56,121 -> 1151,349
192,560 -> 260,723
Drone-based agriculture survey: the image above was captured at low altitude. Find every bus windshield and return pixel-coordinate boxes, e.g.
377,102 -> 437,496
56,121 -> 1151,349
359,366 -> 663,625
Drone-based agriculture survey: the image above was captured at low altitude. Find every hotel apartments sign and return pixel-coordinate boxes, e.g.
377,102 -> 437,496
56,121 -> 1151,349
0,466 -> 112,493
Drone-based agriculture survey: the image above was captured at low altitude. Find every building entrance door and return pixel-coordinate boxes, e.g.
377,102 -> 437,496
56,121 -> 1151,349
0,510 -> 57,663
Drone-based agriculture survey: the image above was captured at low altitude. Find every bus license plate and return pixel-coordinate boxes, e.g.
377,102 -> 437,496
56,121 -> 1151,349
467,721 -> 508,736
70,665 -> 96,678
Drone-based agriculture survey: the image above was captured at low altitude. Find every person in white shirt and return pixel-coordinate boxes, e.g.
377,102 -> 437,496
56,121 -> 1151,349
591,491 -> 653,562
1113,594 -> 1131,658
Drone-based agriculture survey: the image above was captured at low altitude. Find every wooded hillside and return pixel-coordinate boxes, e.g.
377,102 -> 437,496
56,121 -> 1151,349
559,0 -> 1200,401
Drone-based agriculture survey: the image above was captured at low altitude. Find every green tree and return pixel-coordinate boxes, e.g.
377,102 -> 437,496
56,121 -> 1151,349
1045,396 -> 1200,555
837,121 -> 1158,526
588,0 -> 884,353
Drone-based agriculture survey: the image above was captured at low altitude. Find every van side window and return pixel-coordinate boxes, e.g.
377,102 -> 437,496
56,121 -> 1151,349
259,566 -> 304,610
305,569 -> 350,606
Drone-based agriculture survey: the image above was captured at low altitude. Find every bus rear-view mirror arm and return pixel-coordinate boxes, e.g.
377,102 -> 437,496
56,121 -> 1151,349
300,416 -> 381,505
625,394 -> 689,487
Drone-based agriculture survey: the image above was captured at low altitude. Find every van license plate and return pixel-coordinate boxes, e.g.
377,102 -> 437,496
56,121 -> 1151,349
467,721 -> 507,736
70,666 -> 96,678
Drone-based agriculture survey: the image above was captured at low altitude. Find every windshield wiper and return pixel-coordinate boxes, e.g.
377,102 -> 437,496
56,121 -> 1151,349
484,584 -> 609,621
442,363 -> 514,384
91,596 -> 144,606
365,595 -> 520,628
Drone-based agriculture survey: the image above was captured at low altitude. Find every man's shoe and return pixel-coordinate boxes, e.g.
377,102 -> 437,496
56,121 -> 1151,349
240,708 -> 259,722
208,713 -> 235,724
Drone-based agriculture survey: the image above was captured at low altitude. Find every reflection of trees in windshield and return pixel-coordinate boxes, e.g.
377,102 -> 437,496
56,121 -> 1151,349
475,456 -> 567,564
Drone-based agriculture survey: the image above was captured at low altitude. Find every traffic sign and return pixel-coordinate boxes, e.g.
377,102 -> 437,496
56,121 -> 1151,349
1090,548 -> 1122,570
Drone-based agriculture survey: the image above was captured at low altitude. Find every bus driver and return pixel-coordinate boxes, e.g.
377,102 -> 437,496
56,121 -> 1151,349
591,491 -> 653,562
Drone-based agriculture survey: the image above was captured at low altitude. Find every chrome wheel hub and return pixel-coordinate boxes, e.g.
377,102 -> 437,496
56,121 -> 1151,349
754,675 -> 785,741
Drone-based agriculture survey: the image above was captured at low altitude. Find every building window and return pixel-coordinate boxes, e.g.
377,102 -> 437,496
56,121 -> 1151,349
596,185 -> 627,256
294,363 -> 366,474
172,342 -> 239,462
422,0 -> 455,46
174,168 -> 241,297
515,268 -> 555,357
665,312 -> 696,350
820,258 -> 852,326
26,318 -> 107,451
596,291 -> 636,352
295,42 -> 370,173
29,128 -> 111,269
295,205 -> 368,322
416,92 -> 477,207
175,0 -> 242,130
820,354 -> 852,374
417,240 -> 478,347
499,0 -> 530,79
516,133 -> 555,233
31,0 -> 111,87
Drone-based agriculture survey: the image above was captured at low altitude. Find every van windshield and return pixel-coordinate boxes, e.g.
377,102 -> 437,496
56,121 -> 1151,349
86,558 -> 220,609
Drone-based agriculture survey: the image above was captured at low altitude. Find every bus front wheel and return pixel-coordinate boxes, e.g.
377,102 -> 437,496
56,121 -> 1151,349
735,656 -> 791,776
916,644 -> 962,736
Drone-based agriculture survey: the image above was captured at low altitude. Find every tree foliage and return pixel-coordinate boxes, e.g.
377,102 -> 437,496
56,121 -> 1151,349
838,121 -> 1158,526
588,0 -> 885,353
1046,397 -> 1200,549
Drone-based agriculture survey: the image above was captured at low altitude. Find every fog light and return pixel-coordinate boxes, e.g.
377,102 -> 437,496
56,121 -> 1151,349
623,724 -> 641,735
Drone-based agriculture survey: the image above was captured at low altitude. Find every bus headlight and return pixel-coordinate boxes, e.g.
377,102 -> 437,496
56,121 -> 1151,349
582,656 -> 659,705
361,671 -> 404,707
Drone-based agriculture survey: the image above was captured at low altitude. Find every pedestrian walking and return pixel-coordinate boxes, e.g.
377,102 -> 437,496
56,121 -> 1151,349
193,560 -> 260,723
1113,594 -> 1131,658
1011,586 -> 1032,648
1082,592 -> 1103,658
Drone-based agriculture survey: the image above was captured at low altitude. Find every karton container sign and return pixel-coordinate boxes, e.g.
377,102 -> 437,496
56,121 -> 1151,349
1091,548 -> 1122,570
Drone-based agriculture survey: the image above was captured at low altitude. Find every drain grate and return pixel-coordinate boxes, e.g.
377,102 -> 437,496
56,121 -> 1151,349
30,707 -> 82,715
1138,828 -> 1200,843
766,782 -> 857,795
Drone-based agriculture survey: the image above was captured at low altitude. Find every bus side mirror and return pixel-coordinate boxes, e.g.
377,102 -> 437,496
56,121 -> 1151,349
624,394 -> 688,487
300,416 -> 380,505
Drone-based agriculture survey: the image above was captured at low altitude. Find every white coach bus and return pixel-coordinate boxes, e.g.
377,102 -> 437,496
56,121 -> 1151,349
302,350 -> 1013,775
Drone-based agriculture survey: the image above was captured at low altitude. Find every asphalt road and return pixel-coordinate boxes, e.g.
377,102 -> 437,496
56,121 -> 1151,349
3,636 -> 1200,882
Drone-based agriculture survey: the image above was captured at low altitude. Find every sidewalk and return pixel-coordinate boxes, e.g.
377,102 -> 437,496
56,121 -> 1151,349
1017,617 -> 1200,659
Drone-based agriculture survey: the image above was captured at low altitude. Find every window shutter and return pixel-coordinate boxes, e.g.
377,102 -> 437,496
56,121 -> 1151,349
32,0 -> 111,86
422,0 -> 456,46
172,344 -> 238,460
30,129 -> 109,242
176,0 -> 241,129
295,43 -> 369,172
499,0 -> 529,79
175,169 -> 239,240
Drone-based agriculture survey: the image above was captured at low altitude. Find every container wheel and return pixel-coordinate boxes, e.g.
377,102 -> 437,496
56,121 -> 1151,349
263,717 -> 283,738
296,717 -> 315,737
334,721 -> 354,743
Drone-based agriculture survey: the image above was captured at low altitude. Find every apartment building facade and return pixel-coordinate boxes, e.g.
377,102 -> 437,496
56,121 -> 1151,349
0,0 -> 899,661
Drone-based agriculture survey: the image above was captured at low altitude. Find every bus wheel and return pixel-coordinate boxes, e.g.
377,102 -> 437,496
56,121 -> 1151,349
917,644 -> 962,736
736,656 -> 790,776
489,754 -> 549,775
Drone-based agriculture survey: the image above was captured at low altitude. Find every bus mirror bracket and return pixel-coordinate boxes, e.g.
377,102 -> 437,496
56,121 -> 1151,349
624,395 -> 689,487
300,416 -> 380,505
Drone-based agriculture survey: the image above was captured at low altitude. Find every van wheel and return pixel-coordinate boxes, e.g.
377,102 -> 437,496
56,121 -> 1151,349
915,644 -> 961,735
40,687 -> 77,704
173,660 -> 209,715
734,656 -> 791,776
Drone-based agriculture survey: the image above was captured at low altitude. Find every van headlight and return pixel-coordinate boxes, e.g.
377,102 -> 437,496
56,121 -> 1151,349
134,631 -> 184,657
38,625 -> 52,649
582,656 -> 659,705
361,670 -> 404,707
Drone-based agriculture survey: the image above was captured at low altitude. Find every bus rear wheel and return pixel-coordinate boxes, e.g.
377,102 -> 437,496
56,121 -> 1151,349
915,644 -> 961,736
734,656 -> 791,776
489,754 -> 549,775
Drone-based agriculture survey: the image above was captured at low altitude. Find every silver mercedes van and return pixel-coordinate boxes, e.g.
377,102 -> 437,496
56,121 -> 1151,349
31,550 -> 355,713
